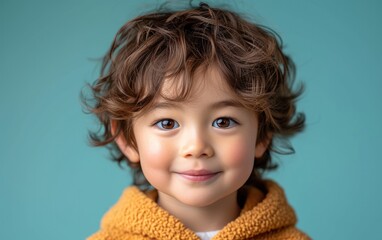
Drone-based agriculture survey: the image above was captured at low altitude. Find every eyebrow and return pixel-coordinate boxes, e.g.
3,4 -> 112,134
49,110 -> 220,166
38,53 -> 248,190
209,100 -> 244,110
150,99 -> 243,111
150,101 -> 182,111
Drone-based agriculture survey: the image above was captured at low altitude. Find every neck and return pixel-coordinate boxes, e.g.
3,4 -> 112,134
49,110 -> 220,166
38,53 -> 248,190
157,191 -> 241,232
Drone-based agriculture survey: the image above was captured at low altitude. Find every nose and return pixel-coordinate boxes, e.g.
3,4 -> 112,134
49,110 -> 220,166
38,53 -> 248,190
180,127 -> 214,159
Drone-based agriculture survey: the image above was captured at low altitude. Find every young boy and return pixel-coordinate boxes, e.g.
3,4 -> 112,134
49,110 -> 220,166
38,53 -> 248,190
85,2 -> 309,239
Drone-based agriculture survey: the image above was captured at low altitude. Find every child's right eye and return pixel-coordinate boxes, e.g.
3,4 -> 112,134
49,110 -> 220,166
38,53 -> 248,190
154,119 -> 180,130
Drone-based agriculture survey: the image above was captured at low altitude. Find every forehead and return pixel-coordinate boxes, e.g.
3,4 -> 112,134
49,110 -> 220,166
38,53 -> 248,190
160,64 -> 236,101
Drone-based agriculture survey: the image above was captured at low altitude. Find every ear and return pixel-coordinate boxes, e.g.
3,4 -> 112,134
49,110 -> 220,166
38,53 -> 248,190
255,133 -> 272,158
111,120 -> 140,163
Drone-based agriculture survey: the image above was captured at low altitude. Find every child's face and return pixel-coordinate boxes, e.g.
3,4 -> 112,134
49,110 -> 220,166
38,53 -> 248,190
117,66 -> 267,208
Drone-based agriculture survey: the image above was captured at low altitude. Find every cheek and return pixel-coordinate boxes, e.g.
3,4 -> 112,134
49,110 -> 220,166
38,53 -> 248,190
221,136 -> 255,167
139,136 -> 173,168
138,136 -> 175,187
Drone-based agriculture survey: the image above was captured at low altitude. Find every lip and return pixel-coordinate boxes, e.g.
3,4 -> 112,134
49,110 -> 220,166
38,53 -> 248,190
176,169 -> 222,182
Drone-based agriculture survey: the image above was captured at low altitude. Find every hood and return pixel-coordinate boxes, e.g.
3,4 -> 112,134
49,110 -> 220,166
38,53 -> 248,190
88,180 -> 309,240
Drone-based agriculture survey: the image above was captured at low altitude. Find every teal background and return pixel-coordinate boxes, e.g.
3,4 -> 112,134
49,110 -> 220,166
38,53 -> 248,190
1,0 -> 381,239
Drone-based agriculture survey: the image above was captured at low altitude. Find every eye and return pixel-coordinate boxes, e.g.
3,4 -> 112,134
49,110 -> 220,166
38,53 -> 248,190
212,117 -> 238,129
154,119 -> 180,130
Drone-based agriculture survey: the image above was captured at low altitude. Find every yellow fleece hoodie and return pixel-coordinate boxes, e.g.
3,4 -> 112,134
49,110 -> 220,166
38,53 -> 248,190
88,180 -> 310,240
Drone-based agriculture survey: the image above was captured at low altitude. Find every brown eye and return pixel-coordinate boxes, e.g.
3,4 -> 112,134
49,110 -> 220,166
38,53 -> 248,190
212,117 -> 237,129
155,119 -> 179,130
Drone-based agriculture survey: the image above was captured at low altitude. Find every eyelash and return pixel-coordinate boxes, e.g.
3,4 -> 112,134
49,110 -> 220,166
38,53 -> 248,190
153,119 -> 180,130
212,117 -> 239,129
153,117 -> 239,130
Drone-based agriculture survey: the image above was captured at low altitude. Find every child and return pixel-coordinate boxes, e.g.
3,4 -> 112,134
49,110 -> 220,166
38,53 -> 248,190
84,2 -> 309,239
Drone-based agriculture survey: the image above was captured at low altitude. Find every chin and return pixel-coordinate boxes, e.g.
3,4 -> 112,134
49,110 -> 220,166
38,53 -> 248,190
176,190 -> 236,208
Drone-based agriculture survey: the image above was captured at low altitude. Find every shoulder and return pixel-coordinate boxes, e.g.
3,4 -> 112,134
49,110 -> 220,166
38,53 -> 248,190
87,186 -> 154,240
217,180 -> 311,239
257,226 -> 311,240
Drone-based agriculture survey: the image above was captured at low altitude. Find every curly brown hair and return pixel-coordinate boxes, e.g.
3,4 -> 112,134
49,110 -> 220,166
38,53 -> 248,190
82,2 -> 305,191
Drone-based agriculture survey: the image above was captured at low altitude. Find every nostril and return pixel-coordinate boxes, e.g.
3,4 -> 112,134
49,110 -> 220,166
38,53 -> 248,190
182,145 -> 214,159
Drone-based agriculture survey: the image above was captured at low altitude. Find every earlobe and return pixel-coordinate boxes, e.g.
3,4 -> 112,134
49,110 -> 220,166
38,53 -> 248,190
114,134 -> 140,163
111,121 -> 140,163
255,134 -> 272,158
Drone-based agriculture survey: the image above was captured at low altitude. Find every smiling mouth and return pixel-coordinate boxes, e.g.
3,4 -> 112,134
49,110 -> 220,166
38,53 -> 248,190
176,170 -> 222,182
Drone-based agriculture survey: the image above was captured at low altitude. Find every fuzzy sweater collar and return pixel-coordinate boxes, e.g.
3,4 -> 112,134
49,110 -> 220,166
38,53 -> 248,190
88,180 -> 309,239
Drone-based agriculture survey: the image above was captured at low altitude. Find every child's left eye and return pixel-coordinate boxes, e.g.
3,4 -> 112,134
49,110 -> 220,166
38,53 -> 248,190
212,117 -> 238,129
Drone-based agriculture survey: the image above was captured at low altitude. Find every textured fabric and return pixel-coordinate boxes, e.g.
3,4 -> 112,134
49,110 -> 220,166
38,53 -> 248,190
88,180 -> 310,240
